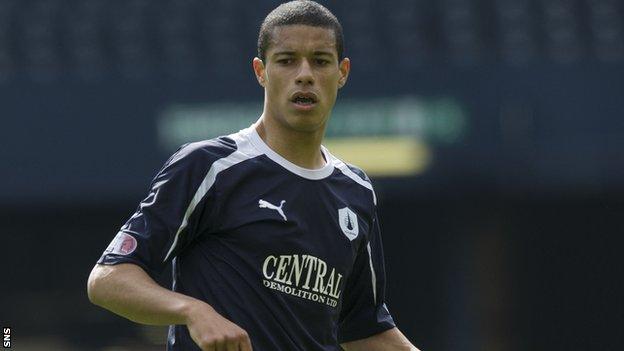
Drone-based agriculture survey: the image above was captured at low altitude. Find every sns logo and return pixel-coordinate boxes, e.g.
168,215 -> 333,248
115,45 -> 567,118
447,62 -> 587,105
338,207 -> 359,240
3,327 -> 10,348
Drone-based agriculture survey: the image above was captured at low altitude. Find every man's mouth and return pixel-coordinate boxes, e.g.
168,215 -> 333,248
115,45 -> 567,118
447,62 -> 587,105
292,96 -> 316,105
290,92 -> 318,109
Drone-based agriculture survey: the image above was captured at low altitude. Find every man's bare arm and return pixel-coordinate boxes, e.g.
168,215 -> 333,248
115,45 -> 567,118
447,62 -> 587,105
87,263 -> 252,351
340,327 -> 420,351
87,263 -> 193,325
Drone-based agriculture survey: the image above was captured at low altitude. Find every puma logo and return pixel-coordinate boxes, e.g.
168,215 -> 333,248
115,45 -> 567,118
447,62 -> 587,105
258,199 -> 287,221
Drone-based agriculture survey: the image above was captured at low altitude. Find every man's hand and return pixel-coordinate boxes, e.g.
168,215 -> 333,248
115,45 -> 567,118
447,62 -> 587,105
185,301 -> 253,351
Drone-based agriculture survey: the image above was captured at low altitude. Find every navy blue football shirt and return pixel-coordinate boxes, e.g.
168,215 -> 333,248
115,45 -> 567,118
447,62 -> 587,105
98,124 -> 395,350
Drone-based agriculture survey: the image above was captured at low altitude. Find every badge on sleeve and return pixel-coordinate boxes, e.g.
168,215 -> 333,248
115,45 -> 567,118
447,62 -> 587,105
105,232 -> 138,255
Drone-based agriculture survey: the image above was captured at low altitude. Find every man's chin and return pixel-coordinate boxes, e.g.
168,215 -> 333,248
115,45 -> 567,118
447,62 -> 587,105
283,114 -> 327,133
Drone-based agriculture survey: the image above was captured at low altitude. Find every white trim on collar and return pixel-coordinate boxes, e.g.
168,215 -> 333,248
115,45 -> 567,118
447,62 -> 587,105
243,125 -> 335,180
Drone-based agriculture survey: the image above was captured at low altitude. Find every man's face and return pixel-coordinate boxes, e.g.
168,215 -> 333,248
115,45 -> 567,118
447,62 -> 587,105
253,25 -> 350,133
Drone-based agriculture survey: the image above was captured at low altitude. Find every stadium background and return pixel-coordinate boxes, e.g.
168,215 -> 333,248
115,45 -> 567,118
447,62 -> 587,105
1,0 -> 623,350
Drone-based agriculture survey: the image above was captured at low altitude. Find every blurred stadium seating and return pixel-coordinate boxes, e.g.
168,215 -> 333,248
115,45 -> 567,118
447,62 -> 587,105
0,0 -> 621,82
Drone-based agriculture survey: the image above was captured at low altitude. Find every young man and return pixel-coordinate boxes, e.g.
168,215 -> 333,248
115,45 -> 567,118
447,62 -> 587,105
87,1 -> 419,350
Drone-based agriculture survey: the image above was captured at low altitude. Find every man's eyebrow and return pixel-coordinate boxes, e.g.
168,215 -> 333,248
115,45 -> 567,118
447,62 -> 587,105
313,51 -> 334,57
271,50 -> 335,57
272,51 -> 296,56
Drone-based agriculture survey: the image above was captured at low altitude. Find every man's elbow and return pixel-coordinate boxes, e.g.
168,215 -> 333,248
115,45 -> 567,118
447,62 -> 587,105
87,264 -> 109,306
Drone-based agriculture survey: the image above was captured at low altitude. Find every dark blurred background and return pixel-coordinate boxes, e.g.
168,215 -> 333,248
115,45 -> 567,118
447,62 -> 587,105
1,0 -> 623,350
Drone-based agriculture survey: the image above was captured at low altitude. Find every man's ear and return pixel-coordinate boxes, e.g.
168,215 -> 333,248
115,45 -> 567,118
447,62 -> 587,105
338,57 -> 350,88
253,57 -> 266,87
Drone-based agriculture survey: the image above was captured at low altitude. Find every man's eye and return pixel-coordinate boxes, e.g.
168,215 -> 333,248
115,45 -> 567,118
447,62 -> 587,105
278,59 -> 293,64
316,59 -> 329,66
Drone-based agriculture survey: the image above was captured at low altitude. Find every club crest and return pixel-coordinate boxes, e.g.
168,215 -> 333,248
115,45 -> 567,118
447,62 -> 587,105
338,207 -> 359,240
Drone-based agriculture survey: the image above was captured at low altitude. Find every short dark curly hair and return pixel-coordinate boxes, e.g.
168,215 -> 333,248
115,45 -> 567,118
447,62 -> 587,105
257,0 -> 344,62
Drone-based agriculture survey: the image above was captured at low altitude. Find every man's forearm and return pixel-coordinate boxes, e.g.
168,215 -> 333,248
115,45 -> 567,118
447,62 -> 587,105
87,263 -> 203,325
88,262 -> 253,350
340,327 -> 420,351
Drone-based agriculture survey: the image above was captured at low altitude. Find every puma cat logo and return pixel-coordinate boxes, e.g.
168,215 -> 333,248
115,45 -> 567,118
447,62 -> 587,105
258,199 -> 287,221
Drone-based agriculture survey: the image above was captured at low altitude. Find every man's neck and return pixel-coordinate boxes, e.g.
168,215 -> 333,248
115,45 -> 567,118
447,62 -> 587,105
255,115 -> 327,169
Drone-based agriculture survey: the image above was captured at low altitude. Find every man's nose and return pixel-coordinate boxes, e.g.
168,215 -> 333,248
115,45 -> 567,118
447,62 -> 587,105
295,59 -> 314,85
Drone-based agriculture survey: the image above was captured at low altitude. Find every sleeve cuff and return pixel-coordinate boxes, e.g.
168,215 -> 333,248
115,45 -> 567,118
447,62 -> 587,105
337,305 -> 396,343
96,255 -> 156,278
338,319 -> 396,344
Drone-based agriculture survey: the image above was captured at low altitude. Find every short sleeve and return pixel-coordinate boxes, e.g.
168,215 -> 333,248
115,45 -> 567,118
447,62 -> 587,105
337,209 -> 396,343
97,143 -> 218,276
